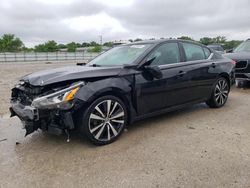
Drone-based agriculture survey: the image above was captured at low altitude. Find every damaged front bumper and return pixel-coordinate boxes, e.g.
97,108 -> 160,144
10,101 -> 77,136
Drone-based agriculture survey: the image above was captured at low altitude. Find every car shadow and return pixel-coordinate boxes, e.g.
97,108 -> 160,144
16,103 -> 208,150
127,103 -> 207,131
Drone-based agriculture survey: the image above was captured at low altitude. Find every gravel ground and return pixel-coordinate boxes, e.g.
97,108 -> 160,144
0,62 -> 250,188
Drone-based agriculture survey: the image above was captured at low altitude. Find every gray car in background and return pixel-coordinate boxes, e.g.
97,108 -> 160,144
207,44 -> 225,54
223,39 -> 250,83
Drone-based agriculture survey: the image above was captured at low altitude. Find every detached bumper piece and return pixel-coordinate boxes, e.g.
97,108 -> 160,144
10,102 -> 75,136
10,102 -> 39,121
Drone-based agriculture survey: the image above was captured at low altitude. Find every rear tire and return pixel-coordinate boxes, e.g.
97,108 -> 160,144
206,77 -> 229,108
78,95 -> 128,145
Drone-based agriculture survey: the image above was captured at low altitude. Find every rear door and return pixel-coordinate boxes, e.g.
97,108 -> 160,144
180,42 -> 217,100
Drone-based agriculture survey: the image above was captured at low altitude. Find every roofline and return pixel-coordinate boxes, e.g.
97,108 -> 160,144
127,39 -> 206,47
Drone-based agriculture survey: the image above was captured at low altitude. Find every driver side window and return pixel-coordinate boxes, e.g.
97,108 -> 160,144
147,43 -> 180,66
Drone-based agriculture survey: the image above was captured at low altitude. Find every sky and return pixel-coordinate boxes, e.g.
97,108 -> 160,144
0,0 -> 250,47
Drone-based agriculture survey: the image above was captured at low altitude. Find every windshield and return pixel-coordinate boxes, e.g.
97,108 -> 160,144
89,44 -> 152,66
234,41 -> 250,52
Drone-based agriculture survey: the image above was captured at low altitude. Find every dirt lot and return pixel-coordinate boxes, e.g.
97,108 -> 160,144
0,62 -> 250,188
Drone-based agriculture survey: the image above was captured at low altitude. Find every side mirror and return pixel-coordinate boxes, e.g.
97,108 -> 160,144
144,65 -> 163,79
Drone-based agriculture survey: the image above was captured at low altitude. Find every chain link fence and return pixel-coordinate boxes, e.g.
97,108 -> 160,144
0,52 -> 100,63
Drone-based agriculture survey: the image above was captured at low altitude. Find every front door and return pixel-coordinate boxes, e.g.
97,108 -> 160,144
135,42 -> 193,115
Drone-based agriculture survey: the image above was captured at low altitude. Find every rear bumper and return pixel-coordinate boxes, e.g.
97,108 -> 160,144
235,73 -> 250,81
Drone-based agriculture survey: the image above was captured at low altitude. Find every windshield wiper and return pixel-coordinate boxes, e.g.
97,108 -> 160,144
90,64 -> 101,67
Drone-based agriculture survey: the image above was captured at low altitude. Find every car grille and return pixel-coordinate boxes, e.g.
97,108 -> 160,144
235,60 -> 248,69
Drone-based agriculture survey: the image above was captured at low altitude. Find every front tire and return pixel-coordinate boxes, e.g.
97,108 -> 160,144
79,95 -> 128,145
206,77 -> 230,108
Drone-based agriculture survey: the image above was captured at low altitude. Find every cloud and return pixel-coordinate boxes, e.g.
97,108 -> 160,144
0,0 -> 249,47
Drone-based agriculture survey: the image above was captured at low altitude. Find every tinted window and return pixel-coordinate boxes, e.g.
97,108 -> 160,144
183,43 -> 205,61
203,47 -> 211,58
147,43 -> 180,65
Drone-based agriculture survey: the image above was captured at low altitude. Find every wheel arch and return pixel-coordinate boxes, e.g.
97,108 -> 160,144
74,78 -> 136,124
218,72 -> 231,90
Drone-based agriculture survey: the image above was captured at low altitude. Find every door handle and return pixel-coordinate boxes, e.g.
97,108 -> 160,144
177,70 -> 186,77
210,63 -> 216,68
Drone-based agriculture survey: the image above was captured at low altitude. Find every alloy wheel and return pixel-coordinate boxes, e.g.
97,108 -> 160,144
214,79 -> 229,105
88,99 -> 125,142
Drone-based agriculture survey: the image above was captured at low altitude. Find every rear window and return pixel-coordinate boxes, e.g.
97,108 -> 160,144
183,43 -> 205,61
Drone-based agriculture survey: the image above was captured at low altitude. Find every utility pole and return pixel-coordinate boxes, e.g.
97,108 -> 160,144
99,35 -> 102,45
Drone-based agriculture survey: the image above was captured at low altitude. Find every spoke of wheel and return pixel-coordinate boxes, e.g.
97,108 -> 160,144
109,123 -> 118,136
220,95 -> 224,104
95,123 -> 106,139
110,111 -> 124,120
220,81 -> 223,88
222,81 -> 226,90
90,123 -> 104,133
222,93 -> 227,98
111,119 -> 124,124
218,95 -> 221,104
107,124 -> 111,140
95,106 -> 105,118
109,102 -> 118,117
106,100 -> 111,117
216,95 -> 220,102
90,113 -> 105,121
215,92 -> 220,96
216,85 -> 220,91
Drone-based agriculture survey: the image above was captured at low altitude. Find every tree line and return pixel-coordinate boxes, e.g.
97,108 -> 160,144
0,34 -> 243,53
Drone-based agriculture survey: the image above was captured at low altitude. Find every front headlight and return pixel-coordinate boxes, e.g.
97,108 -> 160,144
31,82 -> 84,109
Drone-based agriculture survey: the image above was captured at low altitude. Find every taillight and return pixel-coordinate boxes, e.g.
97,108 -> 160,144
231,60 -> 236,66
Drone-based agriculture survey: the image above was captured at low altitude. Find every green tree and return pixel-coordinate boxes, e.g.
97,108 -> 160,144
67,42 -> 78,52
103,41 -> 113,47
34,40 -> 58,52
0,34 -> 24,52
177,36 -> 194,41
199,36 -> 227,45
134,38 -> 143,42
213,36 -> 226,44
45,40 -> 58,52
199,37 -> 214,45
22,47 -> 34,52
81,42 -> 90,47
88,46 -> 102,53
34,44 -> 46,52
90,41 -> 99,46
58,43 -> 67,49
223,40 -> 243,50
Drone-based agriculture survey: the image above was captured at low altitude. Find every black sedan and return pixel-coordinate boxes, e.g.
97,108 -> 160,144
10,39 -> 235,145
224,39 -> 250,82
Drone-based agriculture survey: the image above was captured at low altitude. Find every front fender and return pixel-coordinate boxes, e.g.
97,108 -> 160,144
74,77 -> 132,103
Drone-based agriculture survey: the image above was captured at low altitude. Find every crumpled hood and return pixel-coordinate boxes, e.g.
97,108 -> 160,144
223,52 -> 250,60
21,65 -> 122,86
